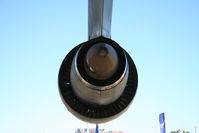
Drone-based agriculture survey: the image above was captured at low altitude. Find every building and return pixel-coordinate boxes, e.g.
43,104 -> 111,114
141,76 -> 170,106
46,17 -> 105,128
171,129 -> 190,133
75,128 -> 104,133
75,128 -> 125,133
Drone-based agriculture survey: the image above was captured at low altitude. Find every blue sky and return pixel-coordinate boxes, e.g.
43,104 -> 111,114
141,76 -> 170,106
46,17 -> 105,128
0,0 -> 199,133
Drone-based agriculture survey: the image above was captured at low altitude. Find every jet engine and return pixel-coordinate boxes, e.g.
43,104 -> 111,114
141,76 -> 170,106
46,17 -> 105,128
58,0 -> 138,123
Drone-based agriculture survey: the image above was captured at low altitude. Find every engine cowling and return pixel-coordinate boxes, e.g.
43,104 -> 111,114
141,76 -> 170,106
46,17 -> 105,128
58,37 -> 138,123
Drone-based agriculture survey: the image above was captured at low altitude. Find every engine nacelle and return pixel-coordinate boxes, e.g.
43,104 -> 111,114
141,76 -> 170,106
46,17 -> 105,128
58,37 -> 138,123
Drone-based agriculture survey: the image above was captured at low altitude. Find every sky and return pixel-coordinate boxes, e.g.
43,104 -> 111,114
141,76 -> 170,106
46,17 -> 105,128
0,0 -> 199,133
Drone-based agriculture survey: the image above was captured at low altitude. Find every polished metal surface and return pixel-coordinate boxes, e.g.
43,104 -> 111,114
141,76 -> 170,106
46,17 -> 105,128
85,43 -> 118,80
70,47 -> 129,105
88,0 -> 113,39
